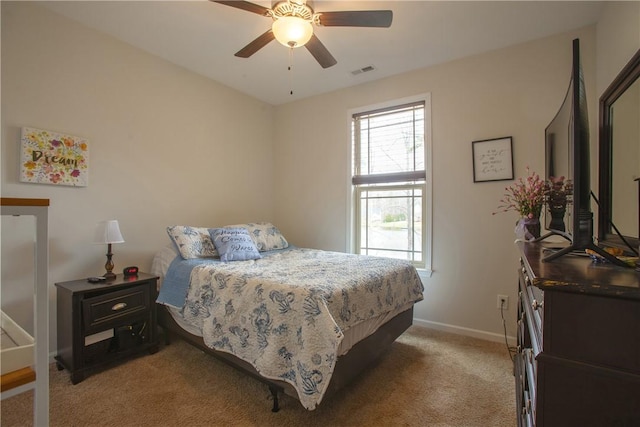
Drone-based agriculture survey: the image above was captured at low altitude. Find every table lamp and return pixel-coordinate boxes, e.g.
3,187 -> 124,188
94,220 -> 124,280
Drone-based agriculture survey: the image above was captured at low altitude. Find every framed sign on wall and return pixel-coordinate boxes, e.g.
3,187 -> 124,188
472,136 -> 513,183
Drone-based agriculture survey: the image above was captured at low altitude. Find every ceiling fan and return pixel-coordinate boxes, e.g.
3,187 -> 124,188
212,0 -> 393,68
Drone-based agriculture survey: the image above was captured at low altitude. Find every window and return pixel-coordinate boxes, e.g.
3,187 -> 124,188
351,96 -> 431,271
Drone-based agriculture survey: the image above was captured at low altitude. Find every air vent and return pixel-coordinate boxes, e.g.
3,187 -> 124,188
351,65 -> 376,76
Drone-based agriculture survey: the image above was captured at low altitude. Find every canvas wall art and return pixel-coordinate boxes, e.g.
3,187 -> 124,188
20,127 -> 89,187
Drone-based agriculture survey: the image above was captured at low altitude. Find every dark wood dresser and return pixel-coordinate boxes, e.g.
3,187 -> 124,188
516,241 -> 640,426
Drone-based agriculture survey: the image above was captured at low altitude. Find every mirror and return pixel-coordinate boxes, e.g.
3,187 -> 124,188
598,48 -> 640,252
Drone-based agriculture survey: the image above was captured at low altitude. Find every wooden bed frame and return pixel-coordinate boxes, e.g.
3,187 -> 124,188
157,304 -> 413,412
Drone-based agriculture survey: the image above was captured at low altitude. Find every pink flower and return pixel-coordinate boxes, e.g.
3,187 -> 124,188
493,167 -> 545,218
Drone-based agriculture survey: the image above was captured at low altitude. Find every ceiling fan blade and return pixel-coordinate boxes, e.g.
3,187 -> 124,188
317,10 -> 393,28
305,34 -> 337,69
235,30 -> 275,58
212,1 -> 271,16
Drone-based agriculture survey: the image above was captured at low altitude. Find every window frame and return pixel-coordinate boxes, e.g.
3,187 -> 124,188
347,94 -> 433,275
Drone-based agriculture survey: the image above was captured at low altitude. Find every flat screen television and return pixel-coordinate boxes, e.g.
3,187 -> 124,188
539,38 -> 627,266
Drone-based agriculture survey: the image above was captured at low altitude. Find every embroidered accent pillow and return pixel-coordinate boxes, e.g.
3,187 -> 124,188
166,226 -> 217,259
209,227 -> 262,262
227,222 -> 289,251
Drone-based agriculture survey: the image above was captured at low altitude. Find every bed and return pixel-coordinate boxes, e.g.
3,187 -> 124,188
151,223 -> 424,411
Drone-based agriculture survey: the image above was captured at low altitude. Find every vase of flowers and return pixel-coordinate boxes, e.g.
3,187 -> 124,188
494,167 -> 545,240
544,175 -> 572,232
521,216 -> 541,240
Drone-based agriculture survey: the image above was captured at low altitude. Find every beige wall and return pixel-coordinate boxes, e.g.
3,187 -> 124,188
596,1 -> 640,96
273,27 -> 599,340
1,2 -> 274,342
272,0 -> 640,341
2,1 -> 638,351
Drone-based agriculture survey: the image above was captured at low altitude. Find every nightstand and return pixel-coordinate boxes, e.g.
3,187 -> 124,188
55,273 -> 159,384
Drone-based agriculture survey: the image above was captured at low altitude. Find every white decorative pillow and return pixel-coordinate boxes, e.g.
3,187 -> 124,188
228,222 -> 289,251
209,228 -> 261,262
166,225 -> 218,259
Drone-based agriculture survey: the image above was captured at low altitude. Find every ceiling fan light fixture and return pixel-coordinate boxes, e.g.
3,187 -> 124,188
214,0 -> 392,68
272,16 -> 313,48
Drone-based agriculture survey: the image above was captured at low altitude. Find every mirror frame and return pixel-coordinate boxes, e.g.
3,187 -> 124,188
598,48 -> 640,252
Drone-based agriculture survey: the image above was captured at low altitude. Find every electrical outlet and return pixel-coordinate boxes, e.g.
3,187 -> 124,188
497,295 -> 509,310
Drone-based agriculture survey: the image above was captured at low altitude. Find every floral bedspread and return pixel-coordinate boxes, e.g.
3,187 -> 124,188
179,248 -> 424,410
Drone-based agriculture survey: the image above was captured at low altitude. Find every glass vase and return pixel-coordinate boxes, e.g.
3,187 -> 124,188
516,217 -> 541,241
523,217 -> 541,240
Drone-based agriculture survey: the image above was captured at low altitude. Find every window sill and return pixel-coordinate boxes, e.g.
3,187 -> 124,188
416,268 -> 433,279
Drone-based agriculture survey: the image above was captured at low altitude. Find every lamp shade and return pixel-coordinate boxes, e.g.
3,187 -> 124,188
94,220 -> 124,244
272,16 -> 313,48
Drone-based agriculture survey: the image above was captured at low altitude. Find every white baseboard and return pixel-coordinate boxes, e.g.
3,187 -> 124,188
413,318 -> 516,346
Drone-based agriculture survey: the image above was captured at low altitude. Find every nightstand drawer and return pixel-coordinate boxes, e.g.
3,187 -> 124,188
82,285 -> 149,333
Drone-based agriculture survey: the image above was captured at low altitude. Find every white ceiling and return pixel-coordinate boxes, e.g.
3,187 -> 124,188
40,1 -> 605,106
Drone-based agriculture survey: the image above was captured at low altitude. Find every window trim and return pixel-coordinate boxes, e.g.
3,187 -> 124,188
346,93 -> 433,276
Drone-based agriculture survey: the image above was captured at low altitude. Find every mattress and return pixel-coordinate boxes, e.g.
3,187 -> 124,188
151,244 -> 413,357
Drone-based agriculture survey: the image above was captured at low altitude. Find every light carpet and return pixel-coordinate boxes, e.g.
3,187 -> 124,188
1,326 -> 515,426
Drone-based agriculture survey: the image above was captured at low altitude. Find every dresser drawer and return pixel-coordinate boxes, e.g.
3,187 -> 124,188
544,290 -> 640,372
522,348 -> 537,419
518,265 -> 543,356
82,284 -> 149,333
